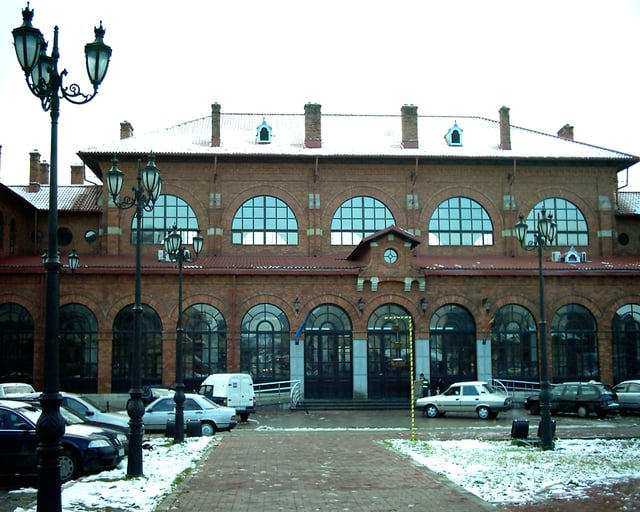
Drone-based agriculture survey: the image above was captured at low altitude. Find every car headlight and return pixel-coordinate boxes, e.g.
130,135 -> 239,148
88,439 -> 111,448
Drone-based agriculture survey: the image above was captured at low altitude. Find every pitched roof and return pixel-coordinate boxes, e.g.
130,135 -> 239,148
6,184 -> 102,212
79,111 -> 639,168
617,191 -> 640,216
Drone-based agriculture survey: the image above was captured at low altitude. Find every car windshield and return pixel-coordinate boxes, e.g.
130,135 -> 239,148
1,384 -> 34,394
78,395 -> 107,412
59,406 -> 85,425
198,395 -> 220,409
10,404 -> 40,424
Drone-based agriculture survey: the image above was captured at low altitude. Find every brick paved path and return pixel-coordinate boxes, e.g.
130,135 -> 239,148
156,430 -> 495,512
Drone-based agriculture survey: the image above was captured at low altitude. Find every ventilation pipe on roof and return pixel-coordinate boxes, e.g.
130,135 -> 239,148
120,121 -> 134,140
304,103 -> 322,148
211,102 -> 221,147
557,124 -> 574,140
499,106 -> 511,150
401,104 -> 419,149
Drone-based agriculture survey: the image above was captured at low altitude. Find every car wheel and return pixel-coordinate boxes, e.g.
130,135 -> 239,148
577,405 -> 589,418
201,422 -> 216,436
477,406 -> 491,420
239,412 -> 249,422
424,404 -> 439,418
59,449 -> 79,483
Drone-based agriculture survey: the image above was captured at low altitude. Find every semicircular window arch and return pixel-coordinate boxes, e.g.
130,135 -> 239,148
134,194 -> 200,245
330,196 -> 395,245
429,197 -> 493,246
232,195 -> 298,245
524,198 -> 588,247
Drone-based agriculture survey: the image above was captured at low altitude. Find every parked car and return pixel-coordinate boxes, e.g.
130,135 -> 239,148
0,400 -> 124,482
612,380 -> 640,414
0,382 -> 35,398
525,382 -> 619,418
415,381 -> 512,420
143,393 -> 237,435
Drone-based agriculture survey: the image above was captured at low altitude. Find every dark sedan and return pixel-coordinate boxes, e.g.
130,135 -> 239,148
525,382 -> 619,419
0,400 -> 124,482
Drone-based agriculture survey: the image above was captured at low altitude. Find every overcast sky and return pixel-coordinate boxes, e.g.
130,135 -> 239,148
1,0 -> 639,188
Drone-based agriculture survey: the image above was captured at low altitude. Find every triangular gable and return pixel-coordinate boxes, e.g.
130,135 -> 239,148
347,225 -> 421,261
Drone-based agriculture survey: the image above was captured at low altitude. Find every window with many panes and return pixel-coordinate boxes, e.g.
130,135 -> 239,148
525,198 -> 588,247
133,194 -> 200,245
331,196 -> 395,245
232,196 -> 298,245
429,197 -> 493,246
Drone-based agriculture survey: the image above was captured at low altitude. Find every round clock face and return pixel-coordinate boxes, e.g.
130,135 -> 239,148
384,248 -> 398,264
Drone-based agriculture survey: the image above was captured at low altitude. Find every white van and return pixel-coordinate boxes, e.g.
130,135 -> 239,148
199,373 -> 256,422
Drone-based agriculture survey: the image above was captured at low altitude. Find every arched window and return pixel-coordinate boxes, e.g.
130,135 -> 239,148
429,197 -> 493,246
429,304 -> 476,388
524,198 -> 588,247
240,304 -> 290,382
367,304 -> 413,399
612,304 -> 640,382
133,194 -> 200,245
490,304 -> 538,381
551,304 -> 598,381
232,196 -> 298,245
0,303 -> 34,383
112,304 -> 163,392
330,196 -> 395,245
60,303 -> 98,393
183,304 -> 227,388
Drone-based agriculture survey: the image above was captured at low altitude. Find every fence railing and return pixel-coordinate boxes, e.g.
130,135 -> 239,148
254,379 -> 302,408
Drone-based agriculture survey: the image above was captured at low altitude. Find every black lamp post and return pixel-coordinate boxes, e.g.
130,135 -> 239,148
12,4 -> 111,510
107,154 -> 162,475
164,226 -> 204,443
514,208 -> 557,450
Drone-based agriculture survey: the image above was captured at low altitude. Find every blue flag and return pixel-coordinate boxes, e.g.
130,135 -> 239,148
294,311 -> 311,342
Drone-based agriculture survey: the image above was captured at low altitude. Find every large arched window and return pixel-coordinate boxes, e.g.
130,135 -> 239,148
551,304 -> 598,381
490,304 -> 538,381
112,304 -> 163,392
429,197 -> 493,246
232,196 -> 298,245
60,303 -> 98,393
240,304 -> 290,381
183,304 -> 227,389
524,198 -> 588,247
367,304 -> 413,399
612,304 -> 640,382
0,303 -> 34,382
429,304 -> 476,388
134,194 -> 200,245
330,196 -> 395,245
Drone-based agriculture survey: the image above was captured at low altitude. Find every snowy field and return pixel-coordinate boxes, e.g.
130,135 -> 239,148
10,434 -> 640,510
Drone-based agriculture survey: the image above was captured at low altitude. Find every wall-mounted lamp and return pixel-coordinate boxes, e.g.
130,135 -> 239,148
294,297 -> 301,314
420,298 -> 428,313
358,297 -> 365,312
482,298 -> 491,313
68,248 -> 79,271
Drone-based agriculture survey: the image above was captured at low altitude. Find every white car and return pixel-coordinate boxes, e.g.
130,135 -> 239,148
142,393 -> 237,436
0,382 -> 35,398
416,381 -> 512,420
613,380 -> 640,414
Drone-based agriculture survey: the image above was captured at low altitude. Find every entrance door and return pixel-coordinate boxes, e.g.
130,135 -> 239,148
305,332 -> 353,399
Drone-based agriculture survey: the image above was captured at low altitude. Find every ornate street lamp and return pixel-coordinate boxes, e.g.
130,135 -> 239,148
514,208 -> 557,450
107,154 -> 162,476
164,226 -> 204,442
12,4 -> 111,510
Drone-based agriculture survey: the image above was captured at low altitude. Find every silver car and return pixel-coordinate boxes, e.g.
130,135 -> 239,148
143,393 -> 237,436
416,381 -> 512,420
613,380 -> 640,414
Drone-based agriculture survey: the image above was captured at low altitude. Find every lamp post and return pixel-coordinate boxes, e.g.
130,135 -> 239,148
164,225 -> 204,443
514,208 -> 557,450
107,154 -> 162,475
12,4 -> 111,510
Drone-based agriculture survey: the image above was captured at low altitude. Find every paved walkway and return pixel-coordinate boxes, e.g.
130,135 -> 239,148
156,429 -> 494,512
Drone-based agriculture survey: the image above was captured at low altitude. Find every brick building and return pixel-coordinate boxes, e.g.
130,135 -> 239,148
1,103 -> 639,401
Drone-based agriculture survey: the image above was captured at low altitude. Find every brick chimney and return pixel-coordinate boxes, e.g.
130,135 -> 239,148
211,103 -> 221,147
499,106 -> 511,150
71,164 -> 85,184
120,121 -> 134,139
29,150 -> 41,183
304,103 -> 322,148
401,104 -> 419,149
39,161 -> 50,184
557,124 -> 574,140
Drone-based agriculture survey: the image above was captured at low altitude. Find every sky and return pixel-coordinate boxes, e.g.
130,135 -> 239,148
1,0 -> 640,188
9,433 -> 640,510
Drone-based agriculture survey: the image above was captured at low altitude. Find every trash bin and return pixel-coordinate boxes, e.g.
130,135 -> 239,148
165,419 -> 176,438
186,419 -> 202,437
510,419 -> 529,439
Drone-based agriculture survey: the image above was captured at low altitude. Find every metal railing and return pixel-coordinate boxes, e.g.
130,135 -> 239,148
254,380 -> 302,408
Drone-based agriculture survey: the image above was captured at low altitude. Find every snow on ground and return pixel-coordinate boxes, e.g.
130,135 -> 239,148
10,434 -> 640,510
388,437 -> 640,504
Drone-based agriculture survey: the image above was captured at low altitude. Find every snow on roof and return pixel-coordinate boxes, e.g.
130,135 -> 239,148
6,184 -> 102,211
617,191 -> 640,215
80,111 -> 639,164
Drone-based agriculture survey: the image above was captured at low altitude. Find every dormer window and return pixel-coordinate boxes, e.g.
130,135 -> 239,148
444,121 -> 463,146
256,117 -> 273,144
